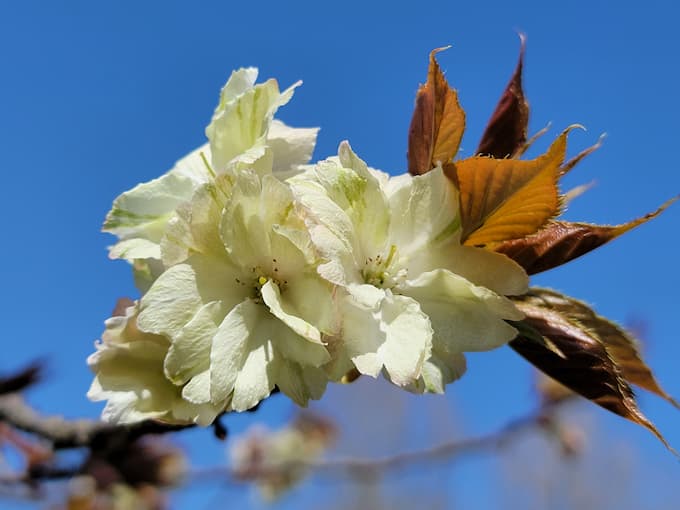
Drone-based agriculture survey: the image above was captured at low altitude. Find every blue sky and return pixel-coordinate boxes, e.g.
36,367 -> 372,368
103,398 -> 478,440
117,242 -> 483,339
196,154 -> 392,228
1,1 -> 679,508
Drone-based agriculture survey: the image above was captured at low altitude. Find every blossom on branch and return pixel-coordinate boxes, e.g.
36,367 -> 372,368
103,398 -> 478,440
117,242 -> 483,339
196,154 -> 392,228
88,42 -> 677,449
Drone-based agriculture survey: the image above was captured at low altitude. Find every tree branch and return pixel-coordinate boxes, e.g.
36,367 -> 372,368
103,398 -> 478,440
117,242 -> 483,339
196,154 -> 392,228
0,395 -> 191,451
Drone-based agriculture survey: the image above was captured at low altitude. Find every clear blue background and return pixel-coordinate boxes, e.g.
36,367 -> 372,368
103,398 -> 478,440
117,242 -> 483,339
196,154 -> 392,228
1,1 -> 679,508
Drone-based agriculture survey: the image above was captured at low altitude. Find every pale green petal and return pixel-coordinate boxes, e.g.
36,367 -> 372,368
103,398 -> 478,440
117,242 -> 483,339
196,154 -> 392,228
171,398 -> 222,427
159,204 -> 192,267
210,299 -> 263,404
375,292 -> 432,386
274,359 -> 327,406
341,291 -> 432,386
307,143 -> 389,258
206,77 -> 298,172
220,172 -> 271,263
406,242 -> 529,297
103,145 -> 210,240
267,119 -> 319,175
291,178 -> 355,252
103,171 -> 195,253
217,68 -> 259,107
164,301 -> 224,385
220,173 -> 311,276
347,283 -> 384,309
261,280 -> 323,345
172,144 -> 214,183
181,369 -> 212,405
403,269 -> 521,353
130,258 -> 165,295
88,341 -> 177,424
161,173 -> 234,266
137,264 -> 204,338
108,238 -> 161,261
386,166 -> 461,258
418,351 -> 467,394
291,180 -> 356,285
341,296 -> 383,378
283,273 -> 337,336
211,299 -> 329,411
87,310 -> 211,425
137,258 -> 243,339
272,323 -> 331,369
230,316 -> 277,412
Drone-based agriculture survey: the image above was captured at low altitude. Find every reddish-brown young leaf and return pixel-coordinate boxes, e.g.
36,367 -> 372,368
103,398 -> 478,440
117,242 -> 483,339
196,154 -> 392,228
560,133 -> 606,176
510,291 -> 674,451
523,288 -> 679,408
477,34 -> 529,159
407,48 -> 466,176
494,197 -> 678,274
446,127 -> 571,246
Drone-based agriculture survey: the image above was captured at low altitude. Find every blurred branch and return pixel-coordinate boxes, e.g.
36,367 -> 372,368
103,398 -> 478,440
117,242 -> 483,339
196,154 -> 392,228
0,394 -> 191,451
0,362 -> 43,396
191,400 -> 575,485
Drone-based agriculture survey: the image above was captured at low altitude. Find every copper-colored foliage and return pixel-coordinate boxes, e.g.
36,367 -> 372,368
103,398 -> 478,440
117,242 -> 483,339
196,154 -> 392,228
112,297 -> 135,317
511,289 -> 673,450
446,128 -> 569,246
477,34 -> 529,159
407,48 -> 465,176
494,197 -> 678,275
521,288 -> 679,408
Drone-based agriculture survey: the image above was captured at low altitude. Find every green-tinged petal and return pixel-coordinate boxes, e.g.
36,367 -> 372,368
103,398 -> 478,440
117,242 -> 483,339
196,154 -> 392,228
171,398 -> 222,427
261,280 -> 323,345
341,291 -> 432,386
220,172 -> 272,262
137,264 -> 203,338
292,177 -> 355,251
274,359 -> 328,406
210,299 -> 263,405
330,142 -> 390,256
418,351 -> 467,394
164,301 -> 224,385
108,238 -> 161,261
131,258 -> 165,295
376,292 -> 432,386
211,299 -> 329,411
138,259 -> 243,339
161,173 -> 234,266
272,323 -> 331,369
217,68 -> 259,107
88,304 -> 218,425
220,173 -> 311,276
283,273 -> 337,336
159,204 -> 192,267
403,269 -> 521,353
104,171 -> 193,245
103,147 -> 210,251
206,76 -> 298,172
387,166 -> 461,255
88,340 -> 174,423
231,339 -> 275,411
268,119 -> 319,175
181,369 -> 212,405
407,242 -> 529,297
291,180 -> 357,285
347,282 -> 384,309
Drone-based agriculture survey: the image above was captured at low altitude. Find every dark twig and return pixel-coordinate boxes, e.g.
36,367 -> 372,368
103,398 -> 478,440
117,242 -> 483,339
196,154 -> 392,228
0,395 -> 192,451
0,362 -> 43,396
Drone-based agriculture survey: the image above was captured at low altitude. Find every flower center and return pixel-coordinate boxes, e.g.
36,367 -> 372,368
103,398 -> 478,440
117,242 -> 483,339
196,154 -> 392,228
361,244 -> 407,289
234,259 -> 288,303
